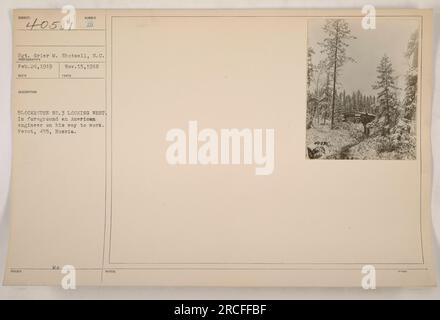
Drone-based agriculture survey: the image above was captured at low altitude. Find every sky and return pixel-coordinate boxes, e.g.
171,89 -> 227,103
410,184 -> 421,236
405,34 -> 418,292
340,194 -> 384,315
308,18 -> 420,98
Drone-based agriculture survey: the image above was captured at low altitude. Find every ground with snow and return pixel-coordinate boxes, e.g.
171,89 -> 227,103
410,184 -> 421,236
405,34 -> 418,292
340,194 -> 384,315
306,123 -> 363,159
306,121 -> 416,160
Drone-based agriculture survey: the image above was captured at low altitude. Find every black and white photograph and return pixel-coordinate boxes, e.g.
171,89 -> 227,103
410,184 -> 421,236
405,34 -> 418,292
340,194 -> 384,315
306,18 -> 420,160
0,2 -> 438,303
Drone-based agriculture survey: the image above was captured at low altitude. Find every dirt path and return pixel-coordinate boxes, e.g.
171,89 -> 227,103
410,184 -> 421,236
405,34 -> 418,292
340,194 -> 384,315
338,141 -> 360,159
307,124 -> 365,159
327,139 -> 363,159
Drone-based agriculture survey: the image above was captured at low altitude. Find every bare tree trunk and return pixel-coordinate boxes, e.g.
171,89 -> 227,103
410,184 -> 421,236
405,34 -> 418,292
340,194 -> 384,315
330,22 -> 339,130
306,102 -> 318,129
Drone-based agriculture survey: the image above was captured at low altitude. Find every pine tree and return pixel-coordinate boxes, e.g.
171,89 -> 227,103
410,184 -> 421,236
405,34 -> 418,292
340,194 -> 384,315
403,29 -> 419,122
352,92 -> 357,111
372,54 -> 399,135
319,19 -> 356,129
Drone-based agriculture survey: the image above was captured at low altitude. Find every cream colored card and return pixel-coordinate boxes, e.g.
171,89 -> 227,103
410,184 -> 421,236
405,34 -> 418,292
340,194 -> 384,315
4,9 -> 435,287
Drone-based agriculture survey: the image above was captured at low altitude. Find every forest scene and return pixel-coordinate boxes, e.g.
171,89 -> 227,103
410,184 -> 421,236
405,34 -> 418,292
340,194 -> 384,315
306,19 -> 419,160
